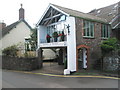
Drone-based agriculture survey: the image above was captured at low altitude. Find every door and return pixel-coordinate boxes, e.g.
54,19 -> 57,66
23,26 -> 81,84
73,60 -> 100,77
78,48 -> 87,69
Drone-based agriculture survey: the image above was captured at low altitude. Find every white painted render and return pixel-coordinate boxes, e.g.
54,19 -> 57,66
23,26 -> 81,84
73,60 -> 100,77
37,21 -> 68,48
37,26 -> 57,60
37,26 -> 40,47
37,17 -> 77,73
37,5 -> 77,73
0,21 -> 31,55
37,4 -> 69,26
66,16 -> 76,72
38,26 -> 47,43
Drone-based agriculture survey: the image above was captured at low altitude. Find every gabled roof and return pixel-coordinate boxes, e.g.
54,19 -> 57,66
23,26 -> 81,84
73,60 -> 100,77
89,1 -> 120,29
2,19 -> 32,37
37,3 -> 108,25
51,4 -> 108,23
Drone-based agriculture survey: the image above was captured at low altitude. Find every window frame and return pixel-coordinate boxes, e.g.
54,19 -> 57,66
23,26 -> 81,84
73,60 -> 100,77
101,24 -> 110,39
83,20 -> 95,38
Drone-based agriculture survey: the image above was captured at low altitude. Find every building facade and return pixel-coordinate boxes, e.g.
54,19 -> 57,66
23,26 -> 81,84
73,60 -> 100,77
0,4 -> 32,55
89,1 -> 120,40
37,4 -> 111,74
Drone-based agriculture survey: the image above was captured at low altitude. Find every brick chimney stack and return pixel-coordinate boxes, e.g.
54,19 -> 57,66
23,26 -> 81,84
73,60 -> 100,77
19,4 -> 25,20
0,21 -> 6,30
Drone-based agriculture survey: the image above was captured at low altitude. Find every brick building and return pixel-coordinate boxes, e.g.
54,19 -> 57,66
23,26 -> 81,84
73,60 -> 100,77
89,1 -> 120,40
37,4 -> 111,74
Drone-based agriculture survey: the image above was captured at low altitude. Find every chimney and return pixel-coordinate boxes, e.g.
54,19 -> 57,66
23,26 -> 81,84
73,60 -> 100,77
0,21 -> 6,30
19,4 -> 25,20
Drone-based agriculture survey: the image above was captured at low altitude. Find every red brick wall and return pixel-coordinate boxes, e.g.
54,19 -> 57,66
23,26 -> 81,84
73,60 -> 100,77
75,17 -> 103,69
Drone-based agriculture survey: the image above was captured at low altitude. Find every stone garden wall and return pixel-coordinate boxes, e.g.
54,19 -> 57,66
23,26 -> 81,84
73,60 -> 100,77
2,56 -> 39,71
103,52 -> 120,71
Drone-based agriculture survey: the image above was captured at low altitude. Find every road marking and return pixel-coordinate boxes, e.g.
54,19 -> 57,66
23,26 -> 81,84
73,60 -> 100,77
7,70 -> 120,80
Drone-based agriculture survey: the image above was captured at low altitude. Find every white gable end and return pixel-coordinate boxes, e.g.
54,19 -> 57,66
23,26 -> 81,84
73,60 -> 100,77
1,21 -> 31,50
37,3 -> 69,26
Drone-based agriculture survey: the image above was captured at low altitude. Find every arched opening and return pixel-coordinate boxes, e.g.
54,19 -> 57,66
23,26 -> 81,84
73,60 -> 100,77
76,45 -> 90,71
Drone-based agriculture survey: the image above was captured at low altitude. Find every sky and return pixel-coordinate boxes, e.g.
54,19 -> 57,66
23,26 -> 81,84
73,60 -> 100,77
0,0 -> 119,28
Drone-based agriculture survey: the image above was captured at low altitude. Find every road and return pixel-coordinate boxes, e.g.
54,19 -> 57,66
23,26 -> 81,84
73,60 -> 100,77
2,70 -> 119,88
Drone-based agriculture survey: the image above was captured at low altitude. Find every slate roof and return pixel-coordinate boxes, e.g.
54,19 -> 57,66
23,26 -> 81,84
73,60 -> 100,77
51,4 -> 108,23
89,1 -> 120,29
2,19 -> 32,37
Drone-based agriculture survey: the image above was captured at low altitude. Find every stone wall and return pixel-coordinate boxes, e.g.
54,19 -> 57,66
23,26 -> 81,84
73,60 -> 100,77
2,56 -> 39,71
103,52 -> 120,71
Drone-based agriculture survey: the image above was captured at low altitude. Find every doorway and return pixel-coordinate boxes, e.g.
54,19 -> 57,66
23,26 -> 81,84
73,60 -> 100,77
78,48 -> 87,69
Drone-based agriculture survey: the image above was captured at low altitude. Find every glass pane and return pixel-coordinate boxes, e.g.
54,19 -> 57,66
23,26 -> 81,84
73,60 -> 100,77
101,25 -> 103,37
90,23 -> 94,37
104,25 -> 106,38
105,25 -> 108,38
86,21 -> 89,36
83,21 -> 86,36
87,27 -> 89,36
84,29 -> 86,36
107,26 -> 110,38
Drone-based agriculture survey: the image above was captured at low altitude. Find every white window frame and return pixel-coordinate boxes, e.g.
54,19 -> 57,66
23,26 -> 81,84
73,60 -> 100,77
101,24 -> 110,39
83,20 -> 94,38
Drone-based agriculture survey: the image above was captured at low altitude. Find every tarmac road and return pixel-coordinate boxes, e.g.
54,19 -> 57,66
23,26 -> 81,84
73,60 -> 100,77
2,70 -> 119,88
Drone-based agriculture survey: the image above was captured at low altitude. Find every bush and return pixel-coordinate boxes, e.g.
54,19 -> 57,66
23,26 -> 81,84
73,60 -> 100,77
2,45 -> 19,57
100,38 -> 120,55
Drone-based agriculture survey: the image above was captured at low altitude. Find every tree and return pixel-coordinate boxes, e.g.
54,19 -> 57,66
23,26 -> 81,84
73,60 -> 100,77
29,28 -> 37,51
100,38 -> 120,56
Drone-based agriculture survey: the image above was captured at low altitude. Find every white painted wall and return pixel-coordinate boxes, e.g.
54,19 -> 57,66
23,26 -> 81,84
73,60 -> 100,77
38,26 -> 47,44
37,26 -> 56,60
0,21 -> 31,55
37,26 -> 40,47
66,16 -> 76,72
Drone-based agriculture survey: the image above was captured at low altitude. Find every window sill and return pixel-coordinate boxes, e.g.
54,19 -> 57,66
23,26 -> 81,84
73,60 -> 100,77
101,37 -> 109,40
83,36 -> 95,39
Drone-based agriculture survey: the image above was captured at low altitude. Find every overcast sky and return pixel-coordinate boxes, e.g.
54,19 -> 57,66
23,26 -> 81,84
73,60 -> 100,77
0,0 -> 119,28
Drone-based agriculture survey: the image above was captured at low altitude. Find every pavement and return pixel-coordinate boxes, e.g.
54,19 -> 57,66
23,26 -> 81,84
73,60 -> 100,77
6,62 -> 120,80
2,70 -> 120,88
2,62 -> 120,88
